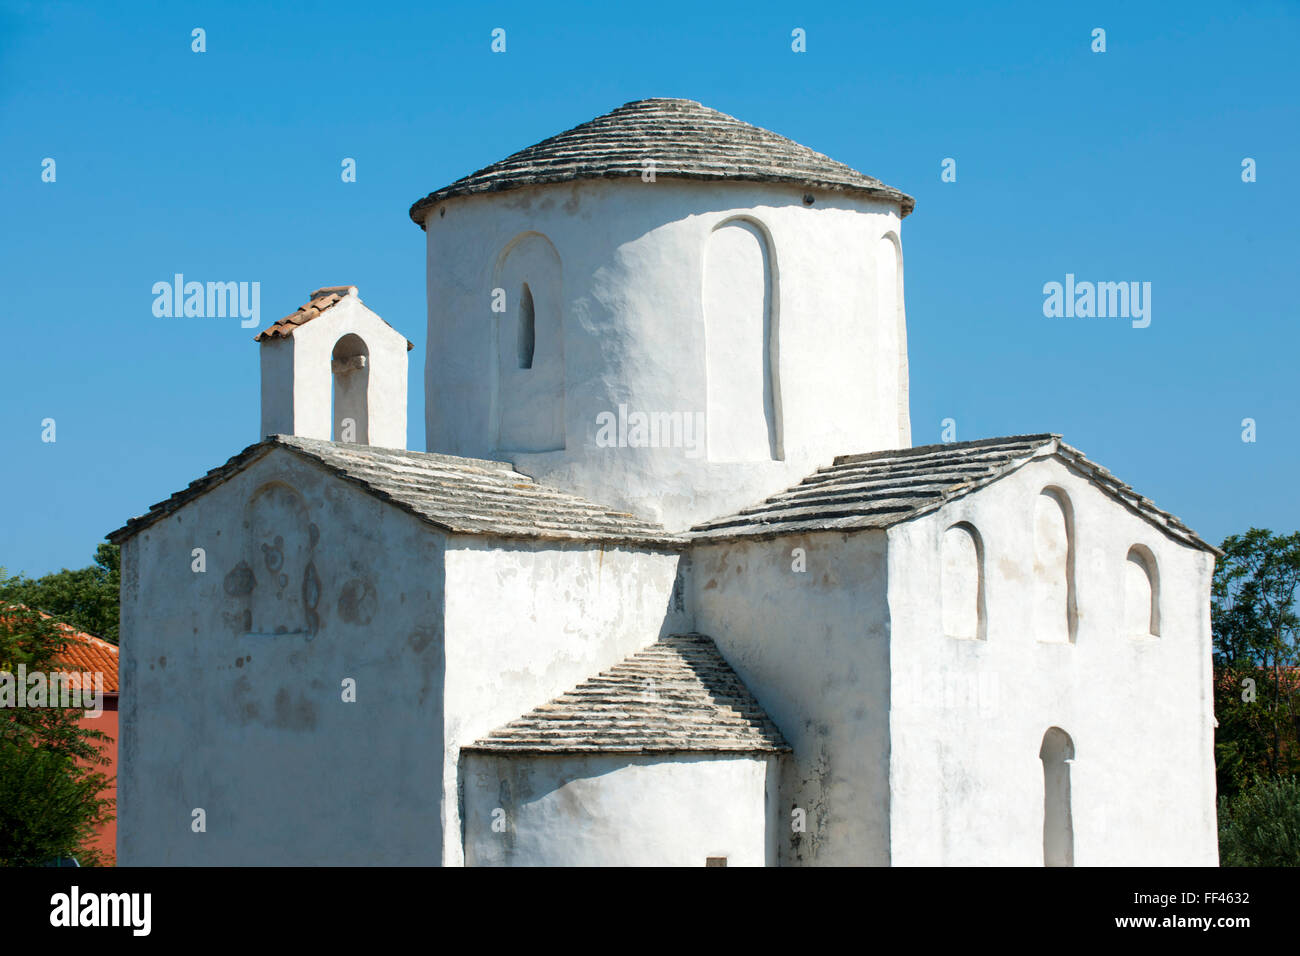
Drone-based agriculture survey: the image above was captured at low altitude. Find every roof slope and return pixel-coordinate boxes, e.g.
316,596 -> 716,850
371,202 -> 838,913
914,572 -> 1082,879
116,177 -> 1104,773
466,633 -> 790,755
690,434 -> 1219,554
2,606 -> 119,694
409,97 -> 914,225
107,436 -> 679,547
253,285 -> 415,350
53,628 -> 120,694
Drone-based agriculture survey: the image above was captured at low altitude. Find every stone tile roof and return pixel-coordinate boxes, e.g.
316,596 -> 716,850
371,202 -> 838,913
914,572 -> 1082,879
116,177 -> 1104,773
690,434 -> 1220,554
253,285 -> 414,350
409,97 -> 914,226
106,436 -> 680,547
465,634 -> 790,755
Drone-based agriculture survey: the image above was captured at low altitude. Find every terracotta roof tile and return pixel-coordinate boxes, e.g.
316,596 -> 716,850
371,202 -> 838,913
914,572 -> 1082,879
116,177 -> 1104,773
254,286 -> 356,343
1,607 -> 119,694
253,286 -> 415,351
53,630 -> 119,695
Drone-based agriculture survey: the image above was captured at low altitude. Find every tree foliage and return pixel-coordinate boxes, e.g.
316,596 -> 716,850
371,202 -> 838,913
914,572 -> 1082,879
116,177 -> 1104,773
0,543 -> 120,644
1211,528 -> 1300,799
0,605 -> 114,866
0,744 -> 112,867
1218,776 -> 1300,867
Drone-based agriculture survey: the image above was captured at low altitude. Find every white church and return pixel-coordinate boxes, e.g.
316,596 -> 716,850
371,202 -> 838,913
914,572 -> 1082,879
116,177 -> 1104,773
110,98 -> 1221,866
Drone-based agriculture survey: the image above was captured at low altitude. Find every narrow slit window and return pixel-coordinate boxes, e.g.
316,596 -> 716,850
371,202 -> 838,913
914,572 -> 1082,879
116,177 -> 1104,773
517,283 -> 535,369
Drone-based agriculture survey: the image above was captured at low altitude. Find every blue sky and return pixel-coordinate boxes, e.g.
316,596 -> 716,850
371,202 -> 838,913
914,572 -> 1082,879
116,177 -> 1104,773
1,0 -> 1297,576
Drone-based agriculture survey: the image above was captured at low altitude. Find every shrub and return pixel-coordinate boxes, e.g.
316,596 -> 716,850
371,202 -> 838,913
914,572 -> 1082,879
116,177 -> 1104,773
1218,776 -> 1300,866
0,743 -> 109,866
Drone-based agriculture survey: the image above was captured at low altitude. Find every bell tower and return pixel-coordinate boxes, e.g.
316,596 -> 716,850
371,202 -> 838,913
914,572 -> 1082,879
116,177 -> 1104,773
255,285 -> 414,449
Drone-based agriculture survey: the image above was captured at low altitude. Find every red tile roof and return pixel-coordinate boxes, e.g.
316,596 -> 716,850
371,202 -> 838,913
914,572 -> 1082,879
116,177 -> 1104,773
52,628 -> 119,695
253,285 -> 358,342
253,285 -> 414,350
2,606 -> 119,694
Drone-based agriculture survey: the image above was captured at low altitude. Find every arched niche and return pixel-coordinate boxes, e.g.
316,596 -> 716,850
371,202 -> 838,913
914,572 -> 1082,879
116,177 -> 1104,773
331,333 -> 370,445
1124,544 -> 1160,638
1039,727 -> 1075,867
230,482 -> 321,637
942,522 -> 985,640
1033,487 -> 1077,643
494,232 -> 564,453
704,217 -> 781,462
877,231 -> 909,446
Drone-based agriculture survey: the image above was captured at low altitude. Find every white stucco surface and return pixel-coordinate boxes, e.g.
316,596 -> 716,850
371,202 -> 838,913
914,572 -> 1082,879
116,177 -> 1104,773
885,454 -> 1218,865
688,531 -> 893,865
422,178 -> 909,530
461,753 -> 779,866
117,447 -> 690,866
440,538 -> 687,866
118,448 -> 446,864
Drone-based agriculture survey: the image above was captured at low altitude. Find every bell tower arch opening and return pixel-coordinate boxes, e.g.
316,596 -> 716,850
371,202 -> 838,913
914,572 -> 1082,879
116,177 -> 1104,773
331,333 -> 370,444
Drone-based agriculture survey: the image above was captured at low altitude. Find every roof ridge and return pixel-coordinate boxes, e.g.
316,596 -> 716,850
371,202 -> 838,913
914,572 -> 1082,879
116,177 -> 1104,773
274,434 -> 516,474
107,436 -> 680,547
253,286 -> 415,351
691,433 -> 1218,554
833,433 -> 1058,466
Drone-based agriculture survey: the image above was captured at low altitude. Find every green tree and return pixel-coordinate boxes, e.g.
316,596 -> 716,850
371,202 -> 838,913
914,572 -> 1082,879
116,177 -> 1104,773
1212,528 -> 1300,798
0,605 -> 114,866
1218,776 -> 1300,867
0,543 -> 120,643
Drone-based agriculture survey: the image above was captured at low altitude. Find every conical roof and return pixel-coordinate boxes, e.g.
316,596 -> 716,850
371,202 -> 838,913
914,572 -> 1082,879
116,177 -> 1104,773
408,98 -> 913,226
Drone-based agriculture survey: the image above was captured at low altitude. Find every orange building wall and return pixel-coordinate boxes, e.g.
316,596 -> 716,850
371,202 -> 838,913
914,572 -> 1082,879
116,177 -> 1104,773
77,694 -> 118,865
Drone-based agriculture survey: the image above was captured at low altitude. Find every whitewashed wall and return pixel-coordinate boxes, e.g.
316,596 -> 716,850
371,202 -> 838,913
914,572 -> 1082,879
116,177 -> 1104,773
118,448 -> 446,864
440,538 -> 688,866
688,531 -> 892,865
461,753 -> 779,866
422,178 -> 908,530
886,454 -> 1218,865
